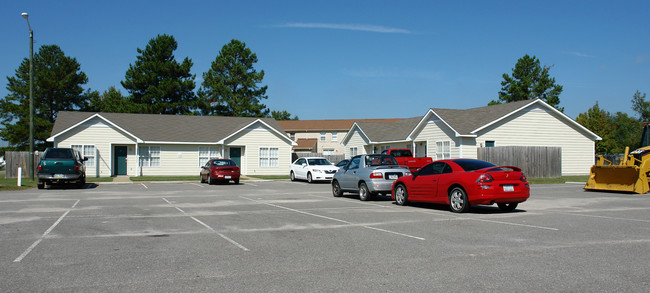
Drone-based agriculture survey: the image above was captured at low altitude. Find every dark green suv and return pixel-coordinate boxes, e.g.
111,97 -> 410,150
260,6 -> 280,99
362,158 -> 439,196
37,147 -> 87,189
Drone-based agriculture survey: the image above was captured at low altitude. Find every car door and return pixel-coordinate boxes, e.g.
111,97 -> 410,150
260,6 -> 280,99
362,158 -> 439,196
433,163 -> 454,200
293,158 -> 307,179
340,156 -> 361,190
200,160 -> 211,180
407,163 -> 437,201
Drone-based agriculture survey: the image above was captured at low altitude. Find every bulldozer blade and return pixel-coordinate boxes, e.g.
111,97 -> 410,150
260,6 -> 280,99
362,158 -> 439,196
584,165 -> 650,194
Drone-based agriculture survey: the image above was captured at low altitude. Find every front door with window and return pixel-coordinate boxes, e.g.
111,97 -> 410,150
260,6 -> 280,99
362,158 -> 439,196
114,146 -> 128,175
229,147 -> 241,167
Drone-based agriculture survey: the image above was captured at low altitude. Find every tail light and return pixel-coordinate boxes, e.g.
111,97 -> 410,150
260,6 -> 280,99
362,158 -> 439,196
520,173 -> 527,182
38,165 -> 42,172
74,165 -> 80,172
476,173 -> 494,183
369,172 -> 383,179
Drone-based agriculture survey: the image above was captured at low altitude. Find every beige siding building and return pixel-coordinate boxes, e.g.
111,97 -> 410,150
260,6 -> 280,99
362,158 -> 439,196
341,99 -> 600,176
47,112 -> 295,177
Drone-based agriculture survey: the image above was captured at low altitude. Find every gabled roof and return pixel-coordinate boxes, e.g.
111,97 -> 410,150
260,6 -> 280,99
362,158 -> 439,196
354,117 -> 423,142
48,111 -> 295,144
411,99 -> 600,140
277,118 -> 400,132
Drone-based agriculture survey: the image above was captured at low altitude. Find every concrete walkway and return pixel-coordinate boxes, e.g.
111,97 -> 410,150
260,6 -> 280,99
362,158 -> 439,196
112,176 -> 132,183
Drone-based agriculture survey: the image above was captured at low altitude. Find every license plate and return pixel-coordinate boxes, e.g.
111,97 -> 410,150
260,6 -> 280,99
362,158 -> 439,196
54,174 -> 64,178
225,176 -> 231,179
388,174 -> 398,180
503,185 -> 514,192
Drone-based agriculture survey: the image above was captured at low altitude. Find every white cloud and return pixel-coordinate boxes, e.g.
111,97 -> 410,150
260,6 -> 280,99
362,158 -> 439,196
275,22 -> 412,34
566,51 -> 597,58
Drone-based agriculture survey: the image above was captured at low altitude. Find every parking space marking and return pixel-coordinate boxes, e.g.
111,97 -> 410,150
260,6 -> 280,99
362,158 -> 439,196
141,183 -> 148,189
162,198 -> 249,251
467,217 -> 559,231
14,200 -> 80,263
189,183 -> 205,188
240,196 -> 425,241
555,212 -> 650,223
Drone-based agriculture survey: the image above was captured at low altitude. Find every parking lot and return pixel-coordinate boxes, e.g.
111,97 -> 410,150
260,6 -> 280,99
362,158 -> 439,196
1,180 -> 649,292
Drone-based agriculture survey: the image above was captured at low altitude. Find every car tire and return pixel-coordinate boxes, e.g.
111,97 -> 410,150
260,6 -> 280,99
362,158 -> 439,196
359,182 -> 371,201
307,172 -> 313,183
497,203 -> 518,211
449,186 -> 470,213
332,180 -> 343,197
290,171 -> 295,181
77,178 -> 85,189
208,176 -> 213,185
200,175 -> 206,183
394,184 -> 408,206
234,178 -> 239,184
37,181 -> 44,189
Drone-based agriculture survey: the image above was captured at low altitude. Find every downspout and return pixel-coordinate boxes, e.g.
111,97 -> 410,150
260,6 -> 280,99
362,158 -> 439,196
135,142 -> 139,176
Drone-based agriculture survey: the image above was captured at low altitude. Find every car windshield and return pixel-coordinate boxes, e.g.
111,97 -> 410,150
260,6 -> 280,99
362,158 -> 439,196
366,155 -> 398,166
454,159 -> 496,171
390,150 -> 412,157
212,160 -> 235,166
308,158 -> 332,165
43,149 -> 74,160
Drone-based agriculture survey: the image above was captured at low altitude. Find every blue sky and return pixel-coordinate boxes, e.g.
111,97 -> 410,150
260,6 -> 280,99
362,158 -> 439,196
1,0 -> 648,120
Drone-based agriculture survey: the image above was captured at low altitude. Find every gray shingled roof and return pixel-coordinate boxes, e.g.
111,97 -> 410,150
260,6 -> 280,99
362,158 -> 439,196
430,99 -> 534,135
355,116 -> 423,142
51,111 -> 288,143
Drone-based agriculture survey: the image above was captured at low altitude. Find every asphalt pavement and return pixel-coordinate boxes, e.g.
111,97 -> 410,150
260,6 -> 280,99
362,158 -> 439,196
1,181 -> 648,292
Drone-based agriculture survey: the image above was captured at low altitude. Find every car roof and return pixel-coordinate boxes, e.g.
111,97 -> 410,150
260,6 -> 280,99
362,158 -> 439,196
300,157 -> 327,160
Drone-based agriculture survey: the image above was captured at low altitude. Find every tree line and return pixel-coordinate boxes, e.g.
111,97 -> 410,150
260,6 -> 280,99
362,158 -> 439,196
0,35 -> 297,151
0,35 -> 646,155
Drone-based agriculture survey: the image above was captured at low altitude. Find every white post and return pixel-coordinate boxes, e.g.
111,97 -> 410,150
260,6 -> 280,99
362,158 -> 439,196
17,167 -> 22,186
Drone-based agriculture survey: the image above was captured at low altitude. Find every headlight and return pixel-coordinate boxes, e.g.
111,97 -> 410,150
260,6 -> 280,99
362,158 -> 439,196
312,169 -> 322,173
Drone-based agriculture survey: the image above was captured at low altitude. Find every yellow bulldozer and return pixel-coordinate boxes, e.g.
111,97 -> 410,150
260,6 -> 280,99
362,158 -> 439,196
585,124 -> 650,194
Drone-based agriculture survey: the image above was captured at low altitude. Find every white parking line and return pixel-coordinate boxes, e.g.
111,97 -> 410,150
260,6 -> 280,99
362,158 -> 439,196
14,200 -> 80,263
240,196 -> 425,241
555,212 -> 650,223
141,183 -> 148,189
189,183 -> 205,188
162,198 -> 249,251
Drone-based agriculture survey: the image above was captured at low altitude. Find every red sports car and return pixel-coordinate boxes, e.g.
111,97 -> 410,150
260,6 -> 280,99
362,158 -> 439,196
391,159 -> 530,212
200,159 -> 241,184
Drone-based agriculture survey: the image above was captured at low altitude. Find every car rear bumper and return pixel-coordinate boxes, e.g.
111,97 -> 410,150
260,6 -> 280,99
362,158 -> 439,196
367,179 -> 397,193
37,173 -> 84,182
469,186 -> 530,205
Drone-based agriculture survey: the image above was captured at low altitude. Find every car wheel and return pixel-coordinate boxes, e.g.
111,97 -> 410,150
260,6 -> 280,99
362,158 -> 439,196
307,172 -> 313,183
449,187 -> 470,213
208,176 -> 213,185
77,178 -> 85,189
497,203 -> 518,211
394,184 -> 408,206
359,182 -> 371,201
290,171 -> 295,181
37,181 -> 44,189
200,175 -> 206,183
332,180 -> 343,197
234,178 -> 240,184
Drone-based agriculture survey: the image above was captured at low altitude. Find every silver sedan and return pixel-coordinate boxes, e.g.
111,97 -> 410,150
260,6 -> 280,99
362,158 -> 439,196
332,154 -> 411,201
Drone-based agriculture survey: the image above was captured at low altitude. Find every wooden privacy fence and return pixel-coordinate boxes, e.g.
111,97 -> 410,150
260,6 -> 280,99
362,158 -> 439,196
292,152 -> 346,165
478,146 -> 561,178
4,151 -> 43,178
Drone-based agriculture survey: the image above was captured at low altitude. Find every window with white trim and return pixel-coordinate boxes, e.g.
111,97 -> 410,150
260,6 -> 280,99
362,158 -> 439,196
320,132 -> 326,141
323,149 -> 334,155
435,141 -> 451,160
349,147 -> 358,157
71,145 -> 96,167
380,145 -> 391,152
198,147 -> 219,167
139,146 -> 161,167
259,147 -> 279,167
331,132 -> 338,141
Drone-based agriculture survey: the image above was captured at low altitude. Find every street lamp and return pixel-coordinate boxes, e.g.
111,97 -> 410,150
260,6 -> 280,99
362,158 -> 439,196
21,12 -> 34,181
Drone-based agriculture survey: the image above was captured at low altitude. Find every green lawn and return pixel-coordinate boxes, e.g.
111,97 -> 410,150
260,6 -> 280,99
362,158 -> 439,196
130,176 -> 201,182
247,175 -> 290,180
0,173 -> 37,191
528,176 -> 589,184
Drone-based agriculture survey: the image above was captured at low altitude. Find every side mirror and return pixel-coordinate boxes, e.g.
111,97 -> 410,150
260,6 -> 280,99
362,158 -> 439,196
83,157 -> 88,161
301,163 -> 307,167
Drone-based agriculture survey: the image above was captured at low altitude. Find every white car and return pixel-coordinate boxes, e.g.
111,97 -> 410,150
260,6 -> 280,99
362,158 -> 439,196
290,157 -> 339,183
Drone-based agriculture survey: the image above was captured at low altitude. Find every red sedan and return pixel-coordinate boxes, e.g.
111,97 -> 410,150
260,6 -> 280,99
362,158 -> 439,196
200,159 -> 241,184
391,159 -> 530,212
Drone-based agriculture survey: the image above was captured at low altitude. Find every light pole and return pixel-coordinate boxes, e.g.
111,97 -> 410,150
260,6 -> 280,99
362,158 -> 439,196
21,12 -> 34,181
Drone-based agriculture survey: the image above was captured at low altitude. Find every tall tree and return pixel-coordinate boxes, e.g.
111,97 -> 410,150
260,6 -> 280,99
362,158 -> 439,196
0,45 -> 88,150
575,102 -> 616,154
199,39 -> 269,117
630,90 -> 649,121
270,110 -> 299,120
612,112 -> 642,152
121,34 -> 196,114
491,54 -> 564,111
87,86 -> 140,113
